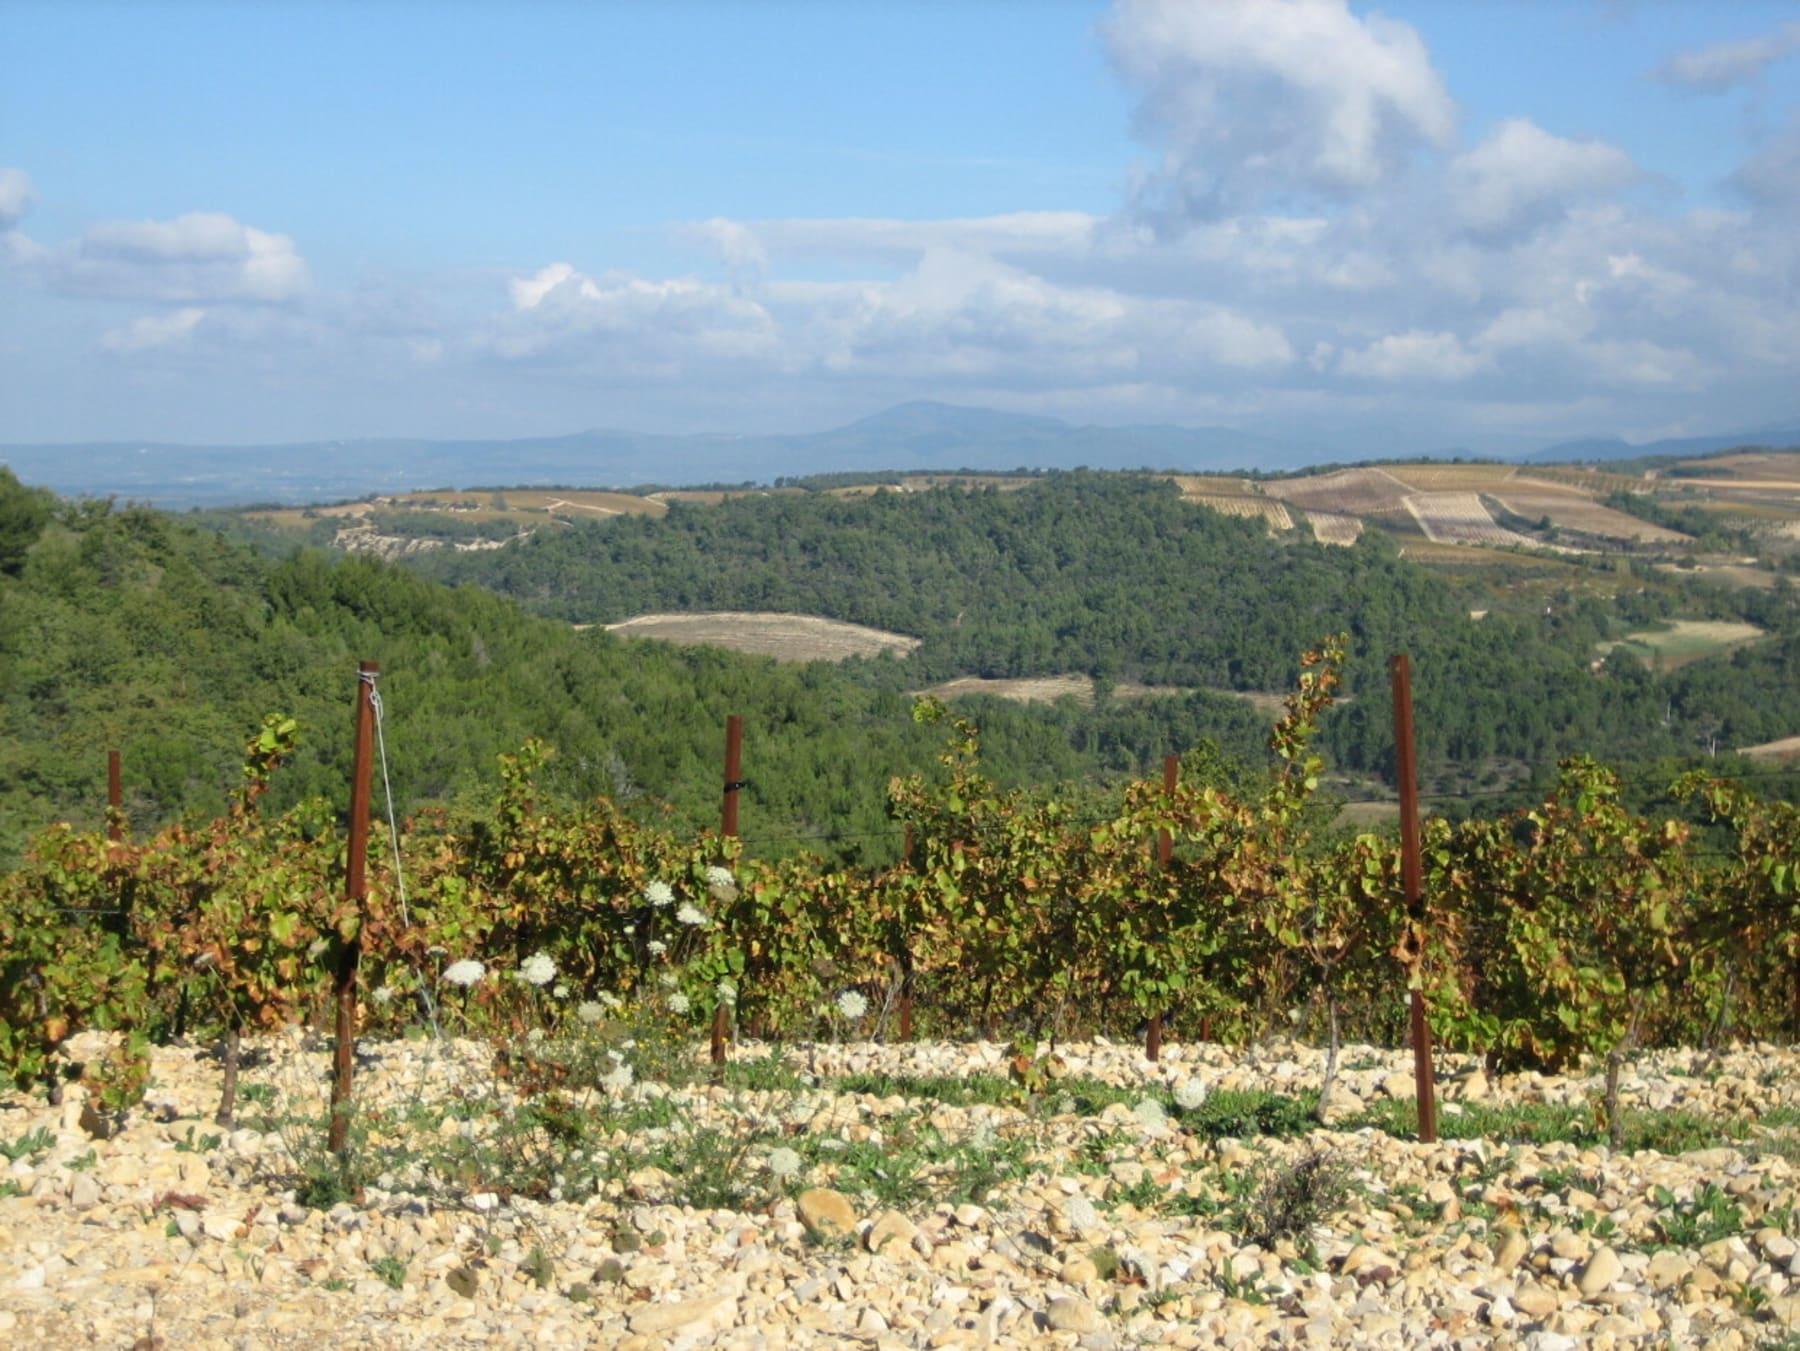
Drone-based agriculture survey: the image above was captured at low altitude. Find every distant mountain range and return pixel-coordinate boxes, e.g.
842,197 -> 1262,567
4,402 -> 1797,508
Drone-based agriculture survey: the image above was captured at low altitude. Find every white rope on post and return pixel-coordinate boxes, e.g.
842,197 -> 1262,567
362,669 -> 443,1040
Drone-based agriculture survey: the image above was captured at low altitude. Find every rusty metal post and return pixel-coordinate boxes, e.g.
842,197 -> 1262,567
107,750 -> 123,843
1390,654 -> 1438,1144
897,824 -> 916,1041
712,715 -> 744,1074
1145,754 -> 1180,1062
329,661 -> 379,1155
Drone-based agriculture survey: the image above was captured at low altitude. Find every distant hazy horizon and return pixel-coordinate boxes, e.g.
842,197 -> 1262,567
3,2 -> 1799,458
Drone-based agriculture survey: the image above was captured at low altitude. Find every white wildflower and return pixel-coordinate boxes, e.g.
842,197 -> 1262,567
706,865 -> 738,903
441,959 -> 486,988
1174,1079 -> 1208,1112
675,902 -> 707,927
667,992 -> 691,1015
1132,1097 -> 1168,1131
552,983 -> 569,1000
716,981 -> 737,1006
835,990 -> 869,1020
623,924 -> 636,936
647,939 -> 667,956
658,971 -> 679,990
526,1027 -> 545,1043
371,985 -> 395,1006
601,1062 -> 634,1093
766,1146 -> 803,1179
307,937 -> 330,960
644,880 -> 674,907
519,951 -> 557,987
1063,1196 -> 1101,1233
597,991 -> 622,1009
577,1001 -> 606,1025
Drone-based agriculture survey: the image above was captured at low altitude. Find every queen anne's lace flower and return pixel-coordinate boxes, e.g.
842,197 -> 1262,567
519,952 -> 557,987
706,865 -> 738,902
1174,1078 -> 1208,1111
667,991 -> 691,1014
644,881 -> 675,907
675,903 -> 707,927
371,985 -> 395,1006
835,990 -> 869,1020
1132,1097 -> 1168,1130
716,981 -> 737,1006
647,939 -> 668,956
766,1146 -> 802,1178
442,959 -> 486,987
601,1062 -> 634,1093
577,1001 -> 606,1025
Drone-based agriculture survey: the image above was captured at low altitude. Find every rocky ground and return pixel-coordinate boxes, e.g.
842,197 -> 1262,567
5,1031 -> 1800,1349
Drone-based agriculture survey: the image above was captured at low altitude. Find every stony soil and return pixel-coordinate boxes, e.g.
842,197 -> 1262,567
5,1032 -> 1800,1350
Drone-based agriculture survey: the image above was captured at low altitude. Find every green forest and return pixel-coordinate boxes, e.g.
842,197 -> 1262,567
409,472 -> 1800,789
3,466 -> 1798,873
0,469 -> 1279,870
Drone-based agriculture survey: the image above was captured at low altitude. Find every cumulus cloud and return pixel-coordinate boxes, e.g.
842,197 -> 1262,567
1104,0 -> 1455,221
1339,330 -> 1489,382
100,307 -> 207,354
1653,20 -> 1800,92
1730,117 -> 1800,209
0,168 -> 35,232
59,212 -> 308,303
490,242 -> 1291,396
1448,119 -> 1638,238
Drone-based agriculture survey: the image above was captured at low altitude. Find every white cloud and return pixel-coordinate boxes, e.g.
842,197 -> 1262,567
1105,0 -> 1455,220
1731,117 -> 1800,209
1654,20 -> 1800,92
61,212 -> 308,303
100,307 -> 207,354
0,168 -> 35,232
1339,330 -> 1490,382
1449,119 -> 1637,237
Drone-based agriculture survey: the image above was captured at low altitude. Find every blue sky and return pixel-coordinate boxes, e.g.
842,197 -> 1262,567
3,0 -> 1798,458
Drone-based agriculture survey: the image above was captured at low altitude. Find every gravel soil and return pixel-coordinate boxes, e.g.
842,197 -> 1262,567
5,1032 -> 1800,1350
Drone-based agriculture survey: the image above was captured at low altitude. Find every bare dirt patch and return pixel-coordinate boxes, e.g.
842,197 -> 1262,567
918,676 -> 1193,707
1738,734 -> 1800,762
604,612 -> 921,663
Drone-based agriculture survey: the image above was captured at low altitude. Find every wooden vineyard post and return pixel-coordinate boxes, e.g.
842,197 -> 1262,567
898,824 -> 914,1042
1146,753 -> 1179,1061
329,661 -> 379,1155
1390,654 -> 1438,1144
107,750 -> 123,843
712,714 -> 743,1077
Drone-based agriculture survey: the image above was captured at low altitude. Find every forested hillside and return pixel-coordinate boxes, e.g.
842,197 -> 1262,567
409,473 -> 1800,786
0,470 -> 1278,868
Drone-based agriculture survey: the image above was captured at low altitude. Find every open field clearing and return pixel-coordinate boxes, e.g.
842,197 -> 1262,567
1383,463 -> 1519,492
604,612 -> 921,662
1263,467 -> 1412,515
8,1031 -> 1800,1350
1186,495 -> 1294,530
1652,561 -> 1786,591
1164,475 -> 1256,498
1489,491 -> 1692,544
1598,619 -> 1765,669
491,490 -> 666,518
1303,511 -> 1363,546
1521,466 -> 1646,496
918,676 -> 1193,706
898,474 -> 1040,491
650,488 -> 802,506
1403,492 -> 1538,548
1672,451 -> 1800,482
1738,733 -> 1800,762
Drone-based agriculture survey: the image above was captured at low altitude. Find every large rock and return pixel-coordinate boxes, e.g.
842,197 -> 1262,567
796,1187 -> 858,1240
